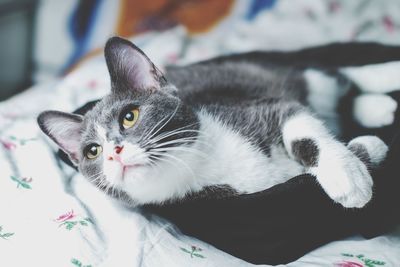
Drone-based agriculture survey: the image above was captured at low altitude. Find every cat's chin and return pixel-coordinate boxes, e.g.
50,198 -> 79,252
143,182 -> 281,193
120,164 -> 151,183
122,164 -> 146,179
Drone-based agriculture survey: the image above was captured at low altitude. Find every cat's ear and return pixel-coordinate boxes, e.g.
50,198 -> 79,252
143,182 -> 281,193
37,111 -> 83,165
104,36 -> 167,93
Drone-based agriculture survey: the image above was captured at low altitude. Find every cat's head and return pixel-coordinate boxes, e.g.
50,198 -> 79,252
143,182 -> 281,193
38,37 -> 200,205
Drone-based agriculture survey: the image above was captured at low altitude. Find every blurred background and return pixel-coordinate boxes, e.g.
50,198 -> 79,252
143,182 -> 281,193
0,0 -> 400,100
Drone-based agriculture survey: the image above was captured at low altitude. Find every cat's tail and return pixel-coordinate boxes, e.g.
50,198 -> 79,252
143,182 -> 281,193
201,42 -> 400,69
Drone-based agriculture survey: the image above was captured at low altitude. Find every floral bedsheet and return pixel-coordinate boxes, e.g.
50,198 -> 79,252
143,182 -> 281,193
1,0 -> 400,266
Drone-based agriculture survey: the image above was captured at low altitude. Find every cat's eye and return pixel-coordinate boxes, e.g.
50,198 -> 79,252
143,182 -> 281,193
122,108 -> 139,129
85,144 -> 103,159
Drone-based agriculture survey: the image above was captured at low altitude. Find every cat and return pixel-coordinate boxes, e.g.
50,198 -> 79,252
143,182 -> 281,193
37,36 -> 388,208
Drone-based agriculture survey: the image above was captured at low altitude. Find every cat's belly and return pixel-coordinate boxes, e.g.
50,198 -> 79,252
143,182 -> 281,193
220,145 -> 306,194
195,111 -> 305,194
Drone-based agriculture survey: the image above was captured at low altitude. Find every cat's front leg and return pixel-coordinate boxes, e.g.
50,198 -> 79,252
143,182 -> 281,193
282,112 -> 376,208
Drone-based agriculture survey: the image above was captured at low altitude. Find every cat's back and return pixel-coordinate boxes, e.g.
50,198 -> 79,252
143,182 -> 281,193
166,60 -> 307,154
165,60 -> 308,107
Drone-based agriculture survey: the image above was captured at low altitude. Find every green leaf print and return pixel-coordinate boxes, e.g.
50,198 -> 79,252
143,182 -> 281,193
180,245 -> 206,259
56,211 -> 93,231
9,135 -> 37,146
0,226 -> 15,240
71,258 -> 92,267
342,253 -> 354,257
10,175 -> 32,189
180,248 -> 191,253
340,252 -> 385,267
193,253 -> 205,258
83,217 -> 94,224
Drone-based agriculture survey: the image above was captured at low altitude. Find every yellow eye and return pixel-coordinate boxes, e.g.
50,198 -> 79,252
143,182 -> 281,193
122,108 -> 139,129
85,144 -> 103,159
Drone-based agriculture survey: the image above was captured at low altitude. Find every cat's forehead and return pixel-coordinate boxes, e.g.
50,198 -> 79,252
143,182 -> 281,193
85,90 -> 176,122
85,93 -> 136,121
80,92 -> 152,138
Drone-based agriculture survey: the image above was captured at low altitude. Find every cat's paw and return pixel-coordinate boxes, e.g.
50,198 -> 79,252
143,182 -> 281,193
312,151 -> 373,208
348,135 -> 388,167
353,94 -> 397,128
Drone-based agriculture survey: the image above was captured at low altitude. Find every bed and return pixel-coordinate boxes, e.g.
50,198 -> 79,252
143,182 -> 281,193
1,0 -> 400,266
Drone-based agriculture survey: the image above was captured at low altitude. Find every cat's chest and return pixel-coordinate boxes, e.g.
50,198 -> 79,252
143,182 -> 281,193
194,112 -> 304,194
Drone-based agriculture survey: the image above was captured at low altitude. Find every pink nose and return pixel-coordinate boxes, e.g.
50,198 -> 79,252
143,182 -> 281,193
114,146 -> 124,154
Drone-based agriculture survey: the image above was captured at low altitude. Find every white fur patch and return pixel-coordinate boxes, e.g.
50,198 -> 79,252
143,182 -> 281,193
341,61 -> 400,93
353,94 -> 397,128
96,125 -> 108,141
192,111 -> 304,194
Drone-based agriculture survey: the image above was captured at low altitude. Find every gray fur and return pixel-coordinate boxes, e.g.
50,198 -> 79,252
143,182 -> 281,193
348,142 -> 371,166
167,62 -> 307,154
291,138 -> 319,167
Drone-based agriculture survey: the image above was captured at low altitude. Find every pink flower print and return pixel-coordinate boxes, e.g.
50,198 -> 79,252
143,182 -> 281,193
1,113 -> 18,120
55,210 -> 76,223
1,140 -> 16,150
166,53 -> 179,64
383,15 -> 395,33
21,177 -> 33,183
304,7 -> 316,20
180,245 -> 205,259
191,245 -> 202,252
329,1 -> 341,13
335,261 -> 363,267
87,80 -> 98,90
339,253 -> 386,267
55,210 -> 93,231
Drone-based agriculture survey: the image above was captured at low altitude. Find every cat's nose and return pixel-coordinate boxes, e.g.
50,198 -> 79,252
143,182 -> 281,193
114,145 -> 124,154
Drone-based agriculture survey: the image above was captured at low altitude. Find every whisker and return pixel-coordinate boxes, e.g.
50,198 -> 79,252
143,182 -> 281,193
149,134 -> 212,150
144,129 -> 201,147
149,151 -> 196,179
86,171 -> 104,181
141,122 -> 200,147
139,112 -> 172,143
149,137 -> 199,149
148,152 -> 183,172
140,104 -> 181,145
150,147 -> 208,159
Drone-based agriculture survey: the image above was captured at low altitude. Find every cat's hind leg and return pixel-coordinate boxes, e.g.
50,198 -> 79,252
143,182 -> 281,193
340,61 -> 400,128
282,112 -> 374,208
353,94 -> 398,128
340,61 -> 400,94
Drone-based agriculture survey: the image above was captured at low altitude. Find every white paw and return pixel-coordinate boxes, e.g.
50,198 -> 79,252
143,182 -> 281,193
353,94 -> 397,128
348,135 -> 388,166
312,151 -> 373,208
341,61 -> 400,93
